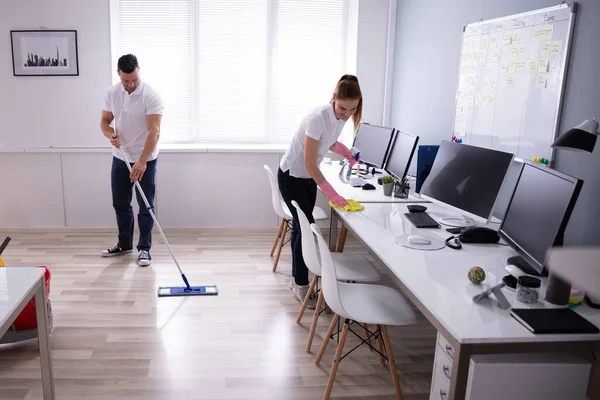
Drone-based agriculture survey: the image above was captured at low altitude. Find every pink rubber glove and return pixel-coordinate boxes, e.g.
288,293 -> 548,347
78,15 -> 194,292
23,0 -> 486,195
331,142 -> 357,166
319,180 -> 349,208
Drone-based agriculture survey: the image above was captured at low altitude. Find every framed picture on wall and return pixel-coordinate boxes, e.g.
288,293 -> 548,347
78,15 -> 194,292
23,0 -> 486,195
10,30 -> 79,76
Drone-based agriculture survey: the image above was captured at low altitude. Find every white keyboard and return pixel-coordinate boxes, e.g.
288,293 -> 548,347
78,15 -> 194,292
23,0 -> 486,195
349,176 -> 366,187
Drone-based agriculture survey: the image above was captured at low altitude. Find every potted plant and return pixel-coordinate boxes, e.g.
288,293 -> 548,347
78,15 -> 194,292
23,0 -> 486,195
382,175 -> 394,196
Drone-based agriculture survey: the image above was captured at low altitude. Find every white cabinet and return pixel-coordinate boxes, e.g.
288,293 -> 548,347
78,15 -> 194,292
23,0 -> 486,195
430,332 -> 592,400
466,353 -> 591,400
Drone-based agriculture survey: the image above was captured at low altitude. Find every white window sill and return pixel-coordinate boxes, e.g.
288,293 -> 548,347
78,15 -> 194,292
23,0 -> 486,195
1,144 -> 288,154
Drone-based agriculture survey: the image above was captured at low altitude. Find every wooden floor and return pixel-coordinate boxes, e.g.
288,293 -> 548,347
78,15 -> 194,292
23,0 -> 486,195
0,229 -> 436,400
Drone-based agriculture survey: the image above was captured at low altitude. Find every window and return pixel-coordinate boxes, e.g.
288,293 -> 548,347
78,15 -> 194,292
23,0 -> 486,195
112,0 -> 348,145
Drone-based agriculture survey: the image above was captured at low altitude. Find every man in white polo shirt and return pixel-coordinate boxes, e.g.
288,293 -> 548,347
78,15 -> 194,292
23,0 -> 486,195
100,54 -> 164,266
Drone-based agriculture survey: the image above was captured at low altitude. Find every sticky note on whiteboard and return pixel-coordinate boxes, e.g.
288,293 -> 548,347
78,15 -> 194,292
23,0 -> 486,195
490,35 -> 498,48
518,45 -> 528,61
482,82 -> 490,94
503,31 -> 512,45
506,75 -> 516,89
537,73 -> 548,89
541,41 -> 552,58
543,25 -> 554,41
551,40 -> 563,57
511,30 -> 520,44
529,58 -> 539,74
538,58 -> 550,73
516,61 -> 527,74
533,26 -> 545,42
491,50 -> 500,63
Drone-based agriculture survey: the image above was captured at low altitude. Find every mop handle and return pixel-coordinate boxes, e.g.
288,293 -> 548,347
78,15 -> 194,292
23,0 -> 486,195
117,145 -> 188,283
0,236 -> 11,256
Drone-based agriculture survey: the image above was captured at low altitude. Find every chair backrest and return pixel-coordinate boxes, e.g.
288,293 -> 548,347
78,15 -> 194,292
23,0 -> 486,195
263,165 -> 288,220
291,201 -> 321,276
311,223 -> 348,317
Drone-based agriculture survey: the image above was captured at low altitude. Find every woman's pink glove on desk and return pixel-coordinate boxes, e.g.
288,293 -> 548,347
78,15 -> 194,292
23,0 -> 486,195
319,180 -> 348,208
331,142 -> 357,166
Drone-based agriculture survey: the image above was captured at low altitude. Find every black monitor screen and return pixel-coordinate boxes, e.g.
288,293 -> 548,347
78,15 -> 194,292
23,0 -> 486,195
352,123 -> 394,168
385,131 -> 419,182
420,141 -> 514,220
499,162 -> 582,273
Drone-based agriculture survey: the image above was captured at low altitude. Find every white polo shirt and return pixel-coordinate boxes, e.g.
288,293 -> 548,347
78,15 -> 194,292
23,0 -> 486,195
103,81 -> 164,162
280,104 -> 346,179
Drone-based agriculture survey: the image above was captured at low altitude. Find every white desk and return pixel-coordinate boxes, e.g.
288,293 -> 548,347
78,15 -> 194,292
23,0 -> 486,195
0,267 -> 55,399
332,202 -> 600,399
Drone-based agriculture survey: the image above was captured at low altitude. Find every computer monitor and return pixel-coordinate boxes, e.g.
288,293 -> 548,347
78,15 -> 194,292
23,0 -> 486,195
384,131 -> 419,197
415,145 -> 439,194
498,161 -> 583,276
352,122 -> 395,169
419,141 -> 514,226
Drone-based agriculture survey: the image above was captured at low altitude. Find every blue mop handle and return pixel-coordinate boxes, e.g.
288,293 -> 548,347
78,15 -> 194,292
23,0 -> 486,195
181,274 -> 192,291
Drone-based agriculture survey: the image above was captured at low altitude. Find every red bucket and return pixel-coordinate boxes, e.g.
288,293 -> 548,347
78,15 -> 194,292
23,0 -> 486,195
11,266 -> 51,332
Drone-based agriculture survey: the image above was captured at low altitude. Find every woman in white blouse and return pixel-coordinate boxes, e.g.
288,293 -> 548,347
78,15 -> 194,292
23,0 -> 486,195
278,75 -> 363,307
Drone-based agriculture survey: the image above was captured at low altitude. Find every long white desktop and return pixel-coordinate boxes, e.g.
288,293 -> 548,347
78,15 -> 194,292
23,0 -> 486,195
330,201 -> 600,399
0,267 -> 55,399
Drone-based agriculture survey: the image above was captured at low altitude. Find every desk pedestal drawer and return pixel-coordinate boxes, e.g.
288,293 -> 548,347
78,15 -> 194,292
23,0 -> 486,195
430,333 -> 452,400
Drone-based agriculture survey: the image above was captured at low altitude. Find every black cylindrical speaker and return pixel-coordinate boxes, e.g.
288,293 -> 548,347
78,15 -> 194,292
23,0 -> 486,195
544,271 -> 572,306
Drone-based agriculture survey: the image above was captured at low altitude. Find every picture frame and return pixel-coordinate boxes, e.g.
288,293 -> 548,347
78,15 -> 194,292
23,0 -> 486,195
10,30 -> 79,76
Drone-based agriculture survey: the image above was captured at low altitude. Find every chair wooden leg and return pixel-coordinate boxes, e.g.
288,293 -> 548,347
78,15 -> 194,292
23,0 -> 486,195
315,314 -> 339,365
361,323 -> 373,351
336,226 -> 348,252
376,324 -> 385,366
296,274 -> 318,323
272,222 -> 289,272
306,289 -> 325,353
381,325 -> 403,400
324,320 -> 350,400
270,218 -> 285,257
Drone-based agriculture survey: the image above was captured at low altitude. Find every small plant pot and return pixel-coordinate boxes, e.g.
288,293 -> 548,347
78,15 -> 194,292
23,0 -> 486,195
383,182 -> 394,196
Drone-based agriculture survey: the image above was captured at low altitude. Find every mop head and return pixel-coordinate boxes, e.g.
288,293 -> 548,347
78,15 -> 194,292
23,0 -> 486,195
158,285 -> 219,297
329,199 -> 364,212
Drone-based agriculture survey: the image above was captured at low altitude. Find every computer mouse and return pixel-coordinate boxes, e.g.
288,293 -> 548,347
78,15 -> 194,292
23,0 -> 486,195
407,235 -> 431,245
505,264 -> 527,278
362,183 -> 376,190
407,205 -> 427,213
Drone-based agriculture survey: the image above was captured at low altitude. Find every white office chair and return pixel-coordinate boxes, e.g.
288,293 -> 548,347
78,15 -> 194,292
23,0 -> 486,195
291,200 -> 382,353
263,165 -> 327,272
311,223 -> 416,400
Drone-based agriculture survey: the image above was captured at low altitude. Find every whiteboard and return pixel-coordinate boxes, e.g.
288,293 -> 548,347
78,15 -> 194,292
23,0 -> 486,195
452,3 -> 577,163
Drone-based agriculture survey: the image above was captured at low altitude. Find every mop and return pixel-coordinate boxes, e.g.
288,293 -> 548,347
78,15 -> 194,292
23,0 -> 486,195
117,145 -> 218,297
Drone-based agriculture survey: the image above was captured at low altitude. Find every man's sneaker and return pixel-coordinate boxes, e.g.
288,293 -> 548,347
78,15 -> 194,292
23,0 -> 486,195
294,284 -> 316,309
137,250 -> 152,267
102,244 -> 132,257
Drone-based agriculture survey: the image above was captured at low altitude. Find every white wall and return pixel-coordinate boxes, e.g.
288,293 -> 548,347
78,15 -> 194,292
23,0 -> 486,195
356,0 -> 394,126
0,0 -> 111,149
0,0 -> 392,229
